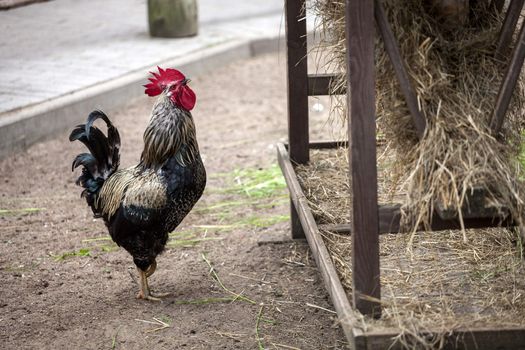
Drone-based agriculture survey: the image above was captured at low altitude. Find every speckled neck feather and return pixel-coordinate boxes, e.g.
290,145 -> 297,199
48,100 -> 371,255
140,95 -> 199,169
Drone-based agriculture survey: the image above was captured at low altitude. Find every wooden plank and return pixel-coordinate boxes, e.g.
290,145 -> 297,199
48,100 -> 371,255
491,15 -> 525,135
308,139 -> 387,149
354,327 -> 525,350
346,0 -> 381,318
276,143 -> 360,343
320,205 -> 401,234
436,187 -> 510,220
307,73 -> 346,96
320,203 -> 513,235
374,0 -> 426,139
308,140 -> 348,149
495,0 -> 525,60
285,0 -> 309,164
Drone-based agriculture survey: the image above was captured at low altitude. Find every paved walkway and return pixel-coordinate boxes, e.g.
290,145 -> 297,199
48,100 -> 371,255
0,0 -> 285,116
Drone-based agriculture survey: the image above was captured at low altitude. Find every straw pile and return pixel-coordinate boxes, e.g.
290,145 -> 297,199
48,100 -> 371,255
311,0 -> 525,233
298,1 -> 525,346
296,148 -> 525,349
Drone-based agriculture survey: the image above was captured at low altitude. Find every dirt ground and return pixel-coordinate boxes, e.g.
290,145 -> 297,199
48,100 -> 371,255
0,53 -> 349,349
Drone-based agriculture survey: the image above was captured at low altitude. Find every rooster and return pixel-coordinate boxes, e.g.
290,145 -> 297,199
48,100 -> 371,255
70,67 -> 206,301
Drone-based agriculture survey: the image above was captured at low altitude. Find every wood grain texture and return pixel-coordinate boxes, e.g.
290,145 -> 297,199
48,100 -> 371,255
290,200 -> 305,239
277,143 -> 359,342
346,0 -> 381,317
320,203 -> 514,235
491,17 -> 525,135
374,0 -> 426,138
355,327 -> 525,350
495,0 -> 525,60
285,0 -> 309,164
307,140 -> 349,149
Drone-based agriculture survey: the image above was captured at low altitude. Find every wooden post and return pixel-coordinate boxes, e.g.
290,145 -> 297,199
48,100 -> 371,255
374,0 -> 426,139
346,0 -> 382,317
148,0 -> 198,38
285,0 -> 308,239
290,201 -> 305,239
285,0 -> 309,165
494,0 -> 525,60
491,18 -> 525,135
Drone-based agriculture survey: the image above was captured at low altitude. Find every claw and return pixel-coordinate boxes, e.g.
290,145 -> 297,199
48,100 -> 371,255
150,291 -> 170,298
136,291 -> 163,302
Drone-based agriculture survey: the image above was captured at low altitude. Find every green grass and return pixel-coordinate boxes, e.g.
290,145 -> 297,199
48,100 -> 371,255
202,253 -> 256,305
53,248 -> 91,261
193,196 -> 288,214
53,241 -> 119,261
256,305 -> 265,350
230,165 -> 286,198
239,214 -> 290,228
157,315 -> 172,325
81,236 -> 112,243
166,236 -> 223,248
211,164 -> 287,198
99,244 -> 119,253
111,326 -> 121,350
0,207 -> 45,216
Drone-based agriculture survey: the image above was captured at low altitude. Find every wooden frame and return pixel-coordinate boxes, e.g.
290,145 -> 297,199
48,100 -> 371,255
282,0 -> 525,348
278,142 -> 525,349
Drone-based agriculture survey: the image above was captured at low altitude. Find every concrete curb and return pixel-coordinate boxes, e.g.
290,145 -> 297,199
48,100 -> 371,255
0,34 -> 284,161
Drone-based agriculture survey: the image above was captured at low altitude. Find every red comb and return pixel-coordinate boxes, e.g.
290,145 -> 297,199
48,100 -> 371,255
144,66 -> 185,96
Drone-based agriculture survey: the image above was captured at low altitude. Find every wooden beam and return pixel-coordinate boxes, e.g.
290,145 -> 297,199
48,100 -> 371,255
285,0 -> 309,164
374,0 -> 426,139
307,73 -> 346,96
495,0 -> 525,60
346,0 -> 381,317
308,140 -> 348,149
320,203 -> 514,235
320,205 -> 401,234
286,140 -> 388,150
354,326 -> 525,350
491,18 -> 525,135
276,143 -> 359,342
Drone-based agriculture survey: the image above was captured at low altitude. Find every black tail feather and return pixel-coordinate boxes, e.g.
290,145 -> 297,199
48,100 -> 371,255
70,110 -> 121,212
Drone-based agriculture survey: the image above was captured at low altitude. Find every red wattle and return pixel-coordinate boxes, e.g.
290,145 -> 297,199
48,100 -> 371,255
171,85 -> 196,111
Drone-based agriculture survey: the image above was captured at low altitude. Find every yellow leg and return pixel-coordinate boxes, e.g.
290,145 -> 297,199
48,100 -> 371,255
135,265 -> 170,301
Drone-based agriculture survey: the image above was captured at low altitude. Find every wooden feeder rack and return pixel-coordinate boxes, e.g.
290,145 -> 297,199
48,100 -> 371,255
278,0 -> 525,348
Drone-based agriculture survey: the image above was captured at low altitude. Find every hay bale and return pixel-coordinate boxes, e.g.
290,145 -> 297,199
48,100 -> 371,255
312,0 -> 525,234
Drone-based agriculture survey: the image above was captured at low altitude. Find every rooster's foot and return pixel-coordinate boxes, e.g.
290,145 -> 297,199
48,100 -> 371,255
136,290 -> 170,301
136,266 -> 170,302
136,290 -> 169,302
